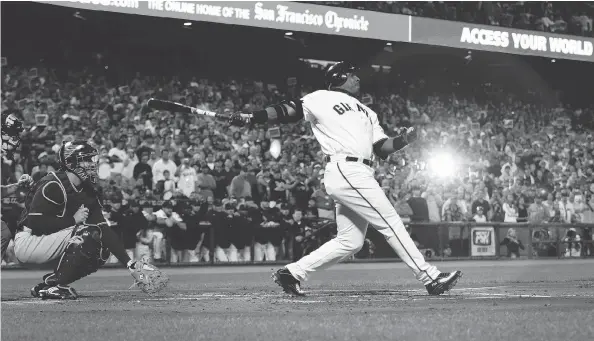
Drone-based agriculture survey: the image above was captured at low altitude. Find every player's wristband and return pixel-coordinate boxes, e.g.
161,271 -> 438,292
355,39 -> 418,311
250,109 -> 268,124
392,135 -> 408,151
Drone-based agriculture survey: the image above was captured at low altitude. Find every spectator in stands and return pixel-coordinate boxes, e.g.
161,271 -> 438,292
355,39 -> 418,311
516,196 -> 529,223
176,158 -> 197,198
393,191 -> 413,223
422,186 -> 443,222
133,153 -> 153,190
311,181 -> 334,219
304,199 -> 319,219
558,192 -> 575,223
156,170 -> 176,199
408,187 -> 429,222
289,172 -> 312,211
121,148 -> 138,180
503,194 -> 519,222
208,161 -> 227,199
528,194 -> 549,223
229,165 -> 252,199
562,227 -> 582,258
108,137 -> 128,175
500,228 -> 524,259
195,164 -> 217,199
471,206 -> 488,223
268,170 -> 287,202
442,191 -> 465,222
152,149 -> 177,184
471,188 -> 491,217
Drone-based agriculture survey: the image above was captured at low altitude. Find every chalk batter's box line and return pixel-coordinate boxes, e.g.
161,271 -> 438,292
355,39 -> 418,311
4,287 -> 592,306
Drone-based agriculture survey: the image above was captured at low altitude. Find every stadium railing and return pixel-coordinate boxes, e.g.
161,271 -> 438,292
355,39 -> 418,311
157,220 -> 593,266
2,219 -> 592,270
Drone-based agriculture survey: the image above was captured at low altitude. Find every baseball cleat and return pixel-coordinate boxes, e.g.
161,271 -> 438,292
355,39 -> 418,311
31,273 -> 56,298
426,271 -> 462,295
31,282 -> 51,298
272,268 -> 305,296
39,285 -> 78,300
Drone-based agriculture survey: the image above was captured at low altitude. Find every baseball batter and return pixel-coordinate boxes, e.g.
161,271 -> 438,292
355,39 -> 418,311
226,62 -> 462,296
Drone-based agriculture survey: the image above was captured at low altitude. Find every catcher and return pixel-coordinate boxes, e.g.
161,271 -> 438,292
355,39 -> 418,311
13,140 -> 168,299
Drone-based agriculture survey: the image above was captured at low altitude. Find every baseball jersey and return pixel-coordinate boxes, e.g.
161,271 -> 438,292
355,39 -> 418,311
301,90 -> 388,160
21,171 -> 107,236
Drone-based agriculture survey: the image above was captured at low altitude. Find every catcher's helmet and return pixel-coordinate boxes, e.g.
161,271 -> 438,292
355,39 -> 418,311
325,61 -> 358,88
59,140 -> 99,184
1,112 -> 24,159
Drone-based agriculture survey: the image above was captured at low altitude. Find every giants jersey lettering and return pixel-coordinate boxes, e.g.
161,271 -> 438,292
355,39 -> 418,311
302,90 -> 388,159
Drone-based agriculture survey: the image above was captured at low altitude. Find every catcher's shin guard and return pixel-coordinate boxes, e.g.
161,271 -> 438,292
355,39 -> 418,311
52,225 -> 110,286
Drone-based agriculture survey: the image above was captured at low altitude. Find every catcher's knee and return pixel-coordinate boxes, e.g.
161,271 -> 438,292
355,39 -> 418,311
52,225 -> 110,285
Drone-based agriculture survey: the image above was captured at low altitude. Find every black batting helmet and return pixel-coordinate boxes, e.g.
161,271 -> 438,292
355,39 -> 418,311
325,61 -> 358,88
59,140 -> 99,184
1,112 -> 24,159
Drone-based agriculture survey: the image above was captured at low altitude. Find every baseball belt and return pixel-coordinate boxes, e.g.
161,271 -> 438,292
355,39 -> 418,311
324,155 -> 373,167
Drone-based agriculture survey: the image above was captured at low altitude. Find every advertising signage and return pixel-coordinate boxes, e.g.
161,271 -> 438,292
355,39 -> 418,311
35,1 -> 594,62
411,16 -> 593,62
34,1 -> 409,42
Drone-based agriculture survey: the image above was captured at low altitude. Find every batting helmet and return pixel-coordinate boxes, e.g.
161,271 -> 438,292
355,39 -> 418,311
325,61 -> 358,88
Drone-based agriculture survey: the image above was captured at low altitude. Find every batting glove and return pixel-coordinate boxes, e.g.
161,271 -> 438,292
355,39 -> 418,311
400,127 -> 418,143
226,112 -> 252,127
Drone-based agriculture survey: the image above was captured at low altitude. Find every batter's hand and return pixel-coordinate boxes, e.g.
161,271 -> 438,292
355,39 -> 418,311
401,127 -> 418,144
17,174 -> 33,188
224,112 -> 252,127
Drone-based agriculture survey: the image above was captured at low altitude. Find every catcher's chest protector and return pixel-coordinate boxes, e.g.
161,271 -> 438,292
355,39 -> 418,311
20,171 -> 102,228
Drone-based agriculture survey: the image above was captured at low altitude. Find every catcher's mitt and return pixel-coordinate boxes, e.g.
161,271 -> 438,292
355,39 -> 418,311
129,257 -> 169,294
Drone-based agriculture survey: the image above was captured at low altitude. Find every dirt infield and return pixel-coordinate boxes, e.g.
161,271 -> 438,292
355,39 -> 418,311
2,260 -> 594,341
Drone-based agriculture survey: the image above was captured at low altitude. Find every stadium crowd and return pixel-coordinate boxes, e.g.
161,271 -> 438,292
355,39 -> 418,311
314,1 -> 594,37
2,47 -> 594,264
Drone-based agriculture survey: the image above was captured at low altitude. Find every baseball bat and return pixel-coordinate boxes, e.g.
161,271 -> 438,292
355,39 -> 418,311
147,98 -> 218,117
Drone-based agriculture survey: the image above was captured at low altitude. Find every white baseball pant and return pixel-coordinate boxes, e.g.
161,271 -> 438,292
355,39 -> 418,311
254,242 -> 276,261
14,226 -> 77,264
214,244 -> 239,262
286,160 -> 440,285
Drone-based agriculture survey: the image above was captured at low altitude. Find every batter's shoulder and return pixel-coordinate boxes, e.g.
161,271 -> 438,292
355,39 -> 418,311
301,90 -> 329,102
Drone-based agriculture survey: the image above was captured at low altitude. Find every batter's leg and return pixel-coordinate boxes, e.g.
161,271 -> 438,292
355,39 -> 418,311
286,203 -> 368,282
1,220 -> 12,259
331,163 -> 445,286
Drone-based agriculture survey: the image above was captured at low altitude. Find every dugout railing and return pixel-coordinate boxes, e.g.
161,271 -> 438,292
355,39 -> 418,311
1,220 -> 593,270
155,220 -> 593,266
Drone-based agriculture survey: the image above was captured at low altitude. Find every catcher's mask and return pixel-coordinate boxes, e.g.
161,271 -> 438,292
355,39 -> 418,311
1,113 -> 24,159
59,140 -> 99,184
325,61 -> 358,89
